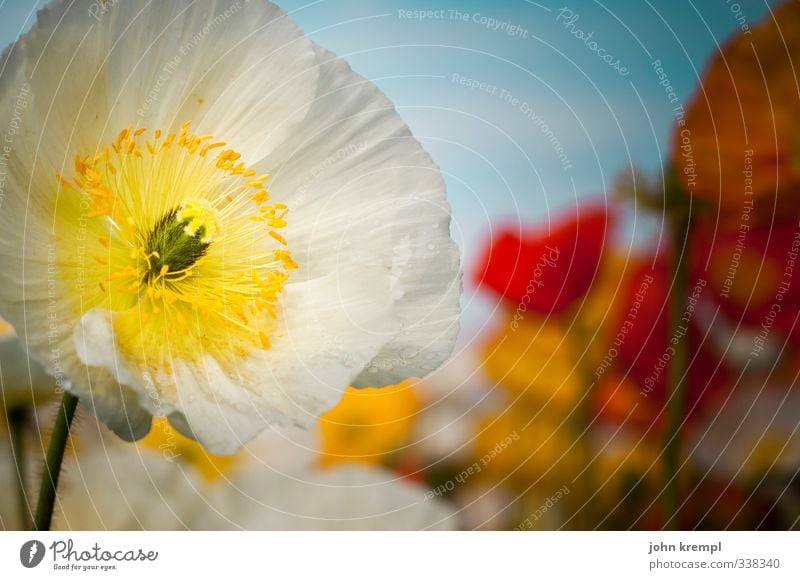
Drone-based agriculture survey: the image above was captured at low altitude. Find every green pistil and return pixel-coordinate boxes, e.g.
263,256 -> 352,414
143,208 -> 209,284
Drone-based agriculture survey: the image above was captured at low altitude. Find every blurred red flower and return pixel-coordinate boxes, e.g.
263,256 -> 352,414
473,204 -> 611,313
691,217 -> 800,341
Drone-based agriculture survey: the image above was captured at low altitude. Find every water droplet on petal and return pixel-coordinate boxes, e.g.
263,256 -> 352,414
401,348 -> 418,359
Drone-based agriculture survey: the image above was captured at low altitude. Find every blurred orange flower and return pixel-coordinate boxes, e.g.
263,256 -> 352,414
318,382 -> 419,466
473,402 -> 580,489
675,1 -> 800,214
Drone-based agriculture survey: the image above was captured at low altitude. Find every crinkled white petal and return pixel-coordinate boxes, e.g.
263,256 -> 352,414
103,0 -> 319,163
262,45 -> 461,388
3,0 -> 317,166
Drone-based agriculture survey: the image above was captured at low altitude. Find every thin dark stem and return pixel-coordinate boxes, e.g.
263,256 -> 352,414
663,209 -> 691,530
571,313 -> 596,530
8,405 -> 32,530
33,392 -> 78,531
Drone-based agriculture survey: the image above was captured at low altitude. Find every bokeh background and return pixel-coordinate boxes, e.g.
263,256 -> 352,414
3,0 -> 799,530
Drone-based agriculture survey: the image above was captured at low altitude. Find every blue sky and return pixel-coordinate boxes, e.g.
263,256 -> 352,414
0,0 -> 779,331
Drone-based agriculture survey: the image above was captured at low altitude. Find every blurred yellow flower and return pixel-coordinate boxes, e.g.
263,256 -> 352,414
482,316 -> 584,414
589,426 -> 661,501
318,382 -> 419,466
579,253 -> 627,350
474,402 -> 582,489
140,419 -> 238,483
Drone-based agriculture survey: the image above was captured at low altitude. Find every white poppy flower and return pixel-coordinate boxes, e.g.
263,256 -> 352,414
0,0 -> 461,453
49,421 -> 456,531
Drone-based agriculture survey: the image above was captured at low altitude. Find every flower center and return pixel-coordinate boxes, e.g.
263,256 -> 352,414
57,122 -> 297,365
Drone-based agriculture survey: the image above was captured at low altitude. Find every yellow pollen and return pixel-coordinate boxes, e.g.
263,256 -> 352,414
178,198 -> 220,244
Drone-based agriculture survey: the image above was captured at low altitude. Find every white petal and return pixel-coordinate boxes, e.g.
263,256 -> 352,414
103,0 -> 320,163
74,309 -> 136,387
263,45 -> 461,388
72,310 -> 153,440
1,0 -> 317,167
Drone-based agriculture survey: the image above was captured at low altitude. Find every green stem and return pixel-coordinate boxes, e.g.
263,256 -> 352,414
663,209 -> 691,530
33,392 -> 78,531
570,314 -> 596,529
8,405 -> 31,530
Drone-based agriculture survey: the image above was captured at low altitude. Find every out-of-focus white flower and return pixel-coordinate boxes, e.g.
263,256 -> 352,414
0,0 -> 461,453
452,483 -> 516,531
0,317 -> 57,408
690,384 -> 800,480
411,343 -> 499,463
53,420 -> 456,530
